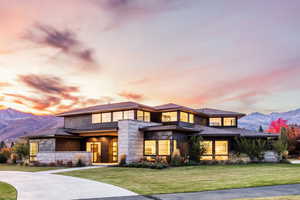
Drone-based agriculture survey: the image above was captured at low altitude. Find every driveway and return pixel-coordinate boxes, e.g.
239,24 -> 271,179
0,171 -> 136,200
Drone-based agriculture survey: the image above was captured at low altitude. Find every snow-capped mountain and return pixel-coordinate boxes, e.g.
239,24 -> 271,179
239,108 -> 300,131
0,108 -> 63,141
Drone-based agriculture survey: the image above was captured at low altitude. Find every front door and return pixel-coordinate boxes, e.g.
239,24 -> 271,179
86,142 -> 101,163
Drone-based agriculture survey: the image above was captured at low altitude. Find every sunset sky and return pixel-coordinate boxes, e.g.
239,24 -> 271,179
0,0 -> 300,114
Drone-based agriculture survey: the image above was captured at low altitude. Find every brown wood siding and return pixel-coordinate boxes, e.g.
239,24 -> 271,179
64,115 -> 118,130
55,138 -> 81,151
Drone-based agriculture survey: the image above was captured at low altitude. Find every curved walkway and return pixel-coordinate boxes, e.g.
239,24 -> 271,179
0,171 -> 136,200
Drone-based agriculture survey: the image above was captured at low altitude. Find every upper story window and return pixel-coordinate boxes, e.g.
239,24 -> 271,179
162,112 -> 177,122
180,112 -> 195,123
209,117 -> 222,126
223,117 -> 236,126
189,114 -> 194,123
137,110 -> 151,122
113,111 -> 123,122
92,113 -> 101,124
180,112 -> 188,122
124,110 -> 135,120
101,112 -> 112,123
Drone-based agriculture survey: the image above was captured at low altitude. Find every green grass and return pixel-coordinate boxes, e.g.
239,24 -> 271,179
0,182 -> 17,200
236,196 -> 300,200
61,164 -> 300,195
0,164 -> 65,172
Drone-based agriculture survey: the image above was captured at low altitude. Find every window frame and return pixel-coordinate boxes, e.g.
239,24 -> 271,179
92,113 -> 101,124
223,117 -> 237,127
29,142 -> 39,161
180,112 -> 189,123
144,139 -> 174,156
200,140 -> 229,161
209,117 -> 222,126
101,112 -> 112,123
162,111 -> 178,122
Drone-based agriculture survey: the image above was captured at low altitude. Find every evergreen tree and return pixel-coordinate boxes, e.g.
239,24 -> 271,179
258,125 -> 264,133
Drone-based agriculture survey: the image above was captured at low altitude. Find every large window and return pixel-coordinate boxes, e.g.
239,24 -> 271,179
180,112 -> 189,123
162,112 -> 177,122
144,140 -> 172,156
113,111 -> 123,122
144,140 -> 156,155
29,142 -> 39,161
137,110 -> 151,122
92,114 -> 101,124
158,140 -> 170,156
209,118 -> 222,126
200,140 -> 229,160
223,117 -> 236,126
124,110 -> 135,120
189,114 -> 194,123
101,112 -> 112,123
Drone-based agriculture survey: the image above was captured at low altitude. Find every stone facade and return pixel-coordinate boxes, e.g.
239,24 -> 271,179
118,120 -> 160,163
30,138 -> 56,152
36,151 -> 92,165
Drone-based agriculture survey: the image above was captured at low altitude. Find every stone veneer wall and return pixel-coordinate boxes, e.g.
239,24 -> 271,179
118,120 -> 161,163
36,152 -> 92,165
30,138 -> 56,152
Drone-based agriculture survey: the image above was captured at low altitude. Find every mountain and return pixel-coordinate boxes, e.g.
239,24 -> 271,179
239,108 -> 300,131
0,108 -> 63,141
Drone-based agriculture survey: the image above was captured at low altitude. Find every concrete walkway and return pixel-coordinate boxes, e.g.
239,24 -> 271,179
83,184 -> 300,200
289,159 -> 300,164
0,171 -> 136,200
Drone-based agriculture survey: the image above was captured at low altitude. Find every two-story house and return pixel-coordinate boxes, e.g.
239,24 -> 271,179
27,102 -> 277,165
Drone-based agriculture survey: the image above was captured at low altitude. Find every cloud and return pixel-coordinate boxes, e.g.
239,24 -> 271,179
18,74 -> 78,99
7,74 -> 113,113
118,91 -> 144,101
187,64 -> 300,106
94,0 -> 187,30
24,23 -> 98,70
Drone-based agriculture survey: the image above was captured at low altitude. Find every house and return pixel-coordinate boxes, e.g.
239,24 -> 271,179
27,101 -> 277,165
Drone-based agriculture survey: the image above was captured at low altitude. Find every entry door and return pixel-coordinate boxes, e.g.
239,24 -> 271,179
86,142 -> 101,163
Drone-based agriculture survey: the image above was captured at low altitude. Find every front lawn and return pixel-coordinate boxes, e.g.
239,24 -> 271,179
0,164 -> 64,172
61,164 -> 300,195
0,182 -> 17,200
236,196 -> 300,200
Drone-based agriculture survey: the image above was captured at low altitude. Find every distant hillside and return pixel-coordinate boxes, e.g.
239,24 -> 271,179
0,108 -> 63,141
239,108 -> 300,131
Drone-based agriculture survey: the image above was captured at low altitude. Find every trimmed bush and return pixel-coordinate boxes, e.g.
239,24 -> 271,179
0,153 -> 7,163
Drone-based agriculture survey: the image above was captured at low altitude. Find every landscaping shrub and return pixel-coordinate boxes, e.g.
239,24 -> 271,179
123,161 -> 168,169
66,161 -> 73,167
76,158 -> 85,167
12,141 -> 29,161
235,137 -> 268,162
0,153 -> 7,163
188,136 -> 205,162
48,162 -> 57,167
56,160 -> 64,166
272,127 -> 289,160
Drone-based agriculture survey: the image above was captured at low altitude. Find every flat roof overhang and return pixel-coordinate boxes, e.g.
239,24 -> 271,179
140,125 -> 199,133
68,129 -> 118,137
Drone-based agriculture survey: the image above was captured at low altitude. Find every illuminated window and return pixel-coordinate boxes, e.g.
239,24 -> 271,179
224,117 -> 236,126
137,110 -> 144,121
189,114 -> 194,123
209,118 -> 222,126
158,140 -> 170,155
124,110 -> 134,120
180,112 -> 188,122
29,142 -> 38,161
201,141 -> 213,155
215,141 -> 228,155
162,112 -> 177,122
92,114 -> 101,124
101,112 -> 111,123
113,111 -> 123,121
144,112 -> 151,122
144,140 -> 156,155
